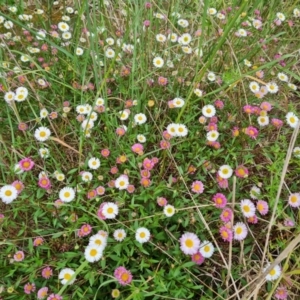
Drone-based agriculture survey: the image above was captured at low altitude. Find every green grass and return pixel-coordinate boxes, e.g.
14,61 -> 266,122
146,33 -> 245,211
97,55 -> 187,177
0,0 -> 300,299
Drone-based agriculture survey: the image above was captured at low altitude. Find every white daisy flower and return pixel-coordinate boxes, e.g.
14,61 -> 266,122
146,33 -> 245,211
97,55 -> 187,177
217,12 -> 226,20
194,88 -> 203,97
175,124 -> 188,137
179,33 -> 192,45
207,72 -> 216,81
172,97 -> 185,108
39,148 -> 49,158
250,185 -> 261,199
58,22 -> 69,32
76,105 -> 88,114
182,46 -> 192,54
0,185 -> 18,204
156,33 -> 166,43
153,57 -> 164,68
84,245 -> 103,262
113,229 -> 127,242
115,175 -> 129,190
105,48 -> 115,58
81,171 -> 93,182
218,165 -> 233,179
168,33 -> 178,42
233,222 -> 248,241
288,83 -> 297,91
137,134 -> 146,143
34,127 -> 51,142
62,32 -> 72,40
102,202 -> 119,219
178,19 -> 189,28
266,82 -> 279,94
81,120 -> 94,131
240,199 -> 256,218
88,157 -> 100,170
58,268 -> 76,285
249,81 -> 260,93
264,264 -> 281,281
207,8 -> 217,15
293,146 -> 300,158
55,173 -> 65,181
199,241 -> 214,258
59,187 -> 76,202
207,130 -> 219,142
163,204 -> 175,217
286,112 -> 299,128
277,72 -> 288,82
96,97 -> 105,106
257,116 -> 269,127
4,91 -> 15,103
106,37 -> 114,45
135,227 -> 151,243
276,12 -> 285,21
202,105 -> 216,118
166,123 -> 178,137
89,233 -> 107,250
134,113 -> 147,125
36,30 -> 46,40
75,47 -> 84,56
40,108 -> 48,119
253,19 -> 262,29
293,8 -> 300,18
237,28 -> 247,37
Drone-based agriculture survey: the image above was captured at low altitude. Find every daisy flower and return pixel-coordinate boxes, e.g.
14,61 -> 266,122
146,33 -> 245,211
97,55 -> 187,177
257,115 -> 269,126
220,208 -> 233,223
58,268 -> 76,285
19,157 -> 34,171
233,222 -> 248,241
81,171 -> 93,182
37,287 -> 48,299
179,232 -> 200,255
58,22 -> 69,31
166,123 -> 178,137
135,227 -> 151,243
207,8 -> 217,15
134,113 -> 147,125
218,165 -> 233,179
207,130 -> 219,142
105,48 -> 115,58
75,47 -> 84,56
293,147 -> 300,158
34,127 -> 51,142
264,264 -> 281,281
47,294 -> 62,300
257,200 -> 269,215
137,134 -> 146,143
113,229 -> 126,242
240,199 -> 256,218
163,204 -> 175,217
213,193 -> 227,208
194,88 -> 203,97
115,175 -> 129,190
276,12 -> 285,21
24,282 -> 36,294
114,267 -> 133,286
59,187 -> 75,202
153,57 -> 164,68
4,91 -> 15,103
199,241 -> 214,258
179,33 -> 192,45
101,202 -> 119,219
219,226 -> 233,242
88,157 -> 101,170
172,97 -> 185,108
0,185 -> 18,204
39,148 -> 49,158
84,245 -> 103,262
178,19 -> 189,28
175,124 -> 188,137
191,252 -> 205,265
277,72 -> 288,82
288,193 -> 300,208
191,180 -> 204,194
156,33 -> 166,42
14,250 -> 25,261
250,185 -> 261,199
266,82 -> 279,93
207,72 -> 216,81
275,286 -> 288,300
286,112 -> 299,128
202,105 -> 216,118
41,266 -> 53,279
235,165 -> 249,178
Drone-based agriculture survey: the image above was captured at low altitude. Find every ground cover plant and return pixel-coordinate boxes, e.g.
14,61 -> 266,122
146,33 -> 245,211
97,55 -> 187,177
0,0 -> 300,299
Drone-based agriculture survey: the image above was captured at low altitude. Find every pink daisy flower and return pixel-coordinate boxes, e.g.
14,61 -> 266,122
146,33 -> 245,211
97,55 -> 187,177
14,250 -> 25,262
275,286 -> 288,300
216,173 -> 228,189
191,180 -> 204,194
220,208 -> 233,223
37,287 -> 48,299
33,237 -> 44,246
114,267 -> 133,286
219,226 -> 233,242
38,177 -> 51,190
179,232 -> 200,255
235,165 -> 249,178
47,294 -> 62,300
288,193 -> 300,208
87,189 -> 97,199
160,140 -> 171,149
143,158 -> 155,170
213,193 -> 227,208
127,185 -> 135,193
256,200 -> 269,215
19,157 -> 35,171
96,186 -> 105,195
131,143 -> 144,154
101,149 -> 110,157
260,101 -> 272,112
97,203 -> 107,220
78,224 -> 92,237
271,118 -> 283,129
12,180 -> 25,194
24,282 -> 36,294
244,126 -> 259,139
41,267 -> 53,279
247,215 -> 258,224
191,252 -> 205,265
157,197 -> 168,207
140,169 -> 151,178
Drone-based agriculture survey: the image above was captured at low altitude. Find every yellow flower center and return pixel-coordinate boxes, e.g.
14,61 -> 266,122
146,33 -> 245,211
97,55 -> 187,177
140,232 -> 146,238
107,207 -> 114,214
90,249 -> 97,256
64,192 -> 70,198
236,227 -> 242,235
204,245 -> 210,252
40,131 -> 46,137
121,273 -> 129,281
269,269 -> 276,276
5,190 -> 12,196
185,239 -> 193,248
291,195 -> 297,203
243,205 -> 250,212
64,273 -> 71,280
